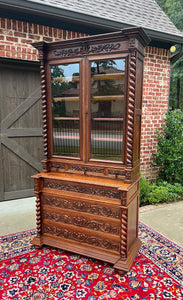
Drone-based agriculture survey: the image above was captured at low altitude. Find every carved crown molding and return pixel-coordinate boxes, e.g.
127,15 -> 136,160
52,42 -> 121,58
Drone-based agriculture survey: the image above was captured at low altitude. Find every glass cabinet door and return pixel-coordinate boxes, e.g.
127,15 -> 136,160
51,63 -> 80,157
90,59 -> 125,161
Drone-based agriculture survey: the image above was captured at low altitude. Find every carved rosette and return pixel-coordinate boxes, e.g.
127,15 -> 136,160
35,195 -> 42,237
120,191 -> 127,206
126,52 -> 136,168
120,210 -> 128,258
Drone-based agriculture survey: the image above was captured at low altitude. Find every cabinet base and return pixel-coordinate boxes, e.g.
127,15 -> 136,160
114,238 -> 142,273
31,236 -> 43,248
31,235 -> 141,273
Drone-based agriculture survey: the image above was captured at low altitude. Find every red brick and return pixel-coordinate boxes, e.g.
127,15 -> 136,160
21,54 -> 26,59
49,27 -> 53,37
33,24 -> 38,34
1,18 -> 6,28
21,38 -> 33,43
43,37 -> 53,42
140,46 -> 170,179
18,21 -> 22,32
14,32 -> 26,38
23,22 -> 28,33
7,19 -> 12,29
53,28 -> 57,38
68,31 -> 71,39
32,54 -> 38,61
6,36 -> 18,42
28,23 -> 33,33
43,26 -> 48,36
6,51 -> 11,57
17,53 -> 22,59
58,29 -> 63,39
12,20 -> 17,31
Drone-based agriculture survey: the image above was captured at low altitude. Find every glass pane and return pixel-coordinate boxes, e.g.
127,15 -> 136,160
90,59 -> 125,161
51,64 -> 80,157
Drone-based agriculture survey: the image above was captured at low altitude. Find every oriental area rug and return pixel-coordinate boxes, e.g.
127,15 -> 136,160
0,222 -> 183,300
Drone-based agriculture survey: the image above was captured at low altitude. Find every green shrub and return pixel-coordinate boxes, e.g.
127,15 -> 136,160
140,176 -> 150,205
139,176 -> 183,206
152,109 -> 183,184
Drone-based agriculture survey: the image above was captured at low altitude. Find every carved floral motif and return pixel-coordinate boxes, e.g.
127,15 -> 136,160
108,170 -> 126,177
43,196 -> 120,219
53,42 -> 121,57
44,181 -> 120,199
44,224 -> 119,252
43,210 -> 119,234
69,165 -> 104,174
51,163 -> 65,170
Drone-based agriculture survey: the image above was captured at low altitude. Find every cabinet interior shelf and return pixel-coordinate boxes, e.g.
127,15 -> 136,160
53,95 -> 124,102
53,117 -> 123,121
52,72 -> 125,83
53,117 -> 79,121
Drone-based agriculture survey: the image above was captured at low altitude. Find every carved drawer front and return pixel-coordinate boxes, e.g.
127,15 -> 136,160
42,194 -> 121,254
42,194 -> 120,219
43,178 -> 121,200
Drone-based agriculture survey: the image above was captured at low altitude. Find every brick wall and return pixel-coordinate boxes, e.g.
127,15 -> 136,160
0,17 -> 171,180
0,17 -> 86,60
140,46 -> 170,180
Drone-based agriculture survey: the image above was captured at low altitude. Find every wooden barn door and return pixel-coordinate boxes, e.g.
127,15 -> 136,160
0,59 -> 42,201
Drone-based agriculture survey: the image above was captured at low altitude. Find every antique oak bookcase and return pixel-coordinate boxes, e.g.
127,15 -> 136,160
31,27 -> 150,272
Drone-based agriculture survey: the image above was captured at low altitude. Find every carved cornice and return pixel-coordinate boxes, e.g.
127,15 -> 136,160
52,42 -> 121,58
43,196 -> 120,219
44,224 -> 119,252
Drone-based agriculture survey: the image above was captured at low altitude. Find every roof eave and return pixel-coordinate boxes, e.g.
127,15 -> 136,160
0,0 -> 183,46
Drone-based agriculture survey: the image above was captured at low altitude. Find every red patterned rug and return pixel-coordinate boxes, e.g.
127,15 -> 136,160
0,222 -> 183,299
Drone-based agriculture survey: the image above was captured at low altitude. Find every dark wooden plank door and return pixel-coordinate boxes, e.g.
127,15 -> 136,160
0,60 -> 42,201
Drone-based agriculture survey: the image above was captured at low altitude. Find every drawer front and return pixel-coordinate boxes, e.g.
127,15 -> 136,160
43,179 -> 121,200
42,194 -> 120,219
42,194 -> 120,253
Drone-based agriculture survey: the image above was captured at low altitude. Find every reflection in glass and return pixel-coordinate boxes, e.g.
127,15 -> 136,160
51,64 -> 80,157
90,59 -> 125,161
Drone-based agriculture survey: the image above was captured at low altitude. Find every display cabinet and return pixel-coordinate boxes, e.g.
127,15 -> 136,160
31,27 -> 150,272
